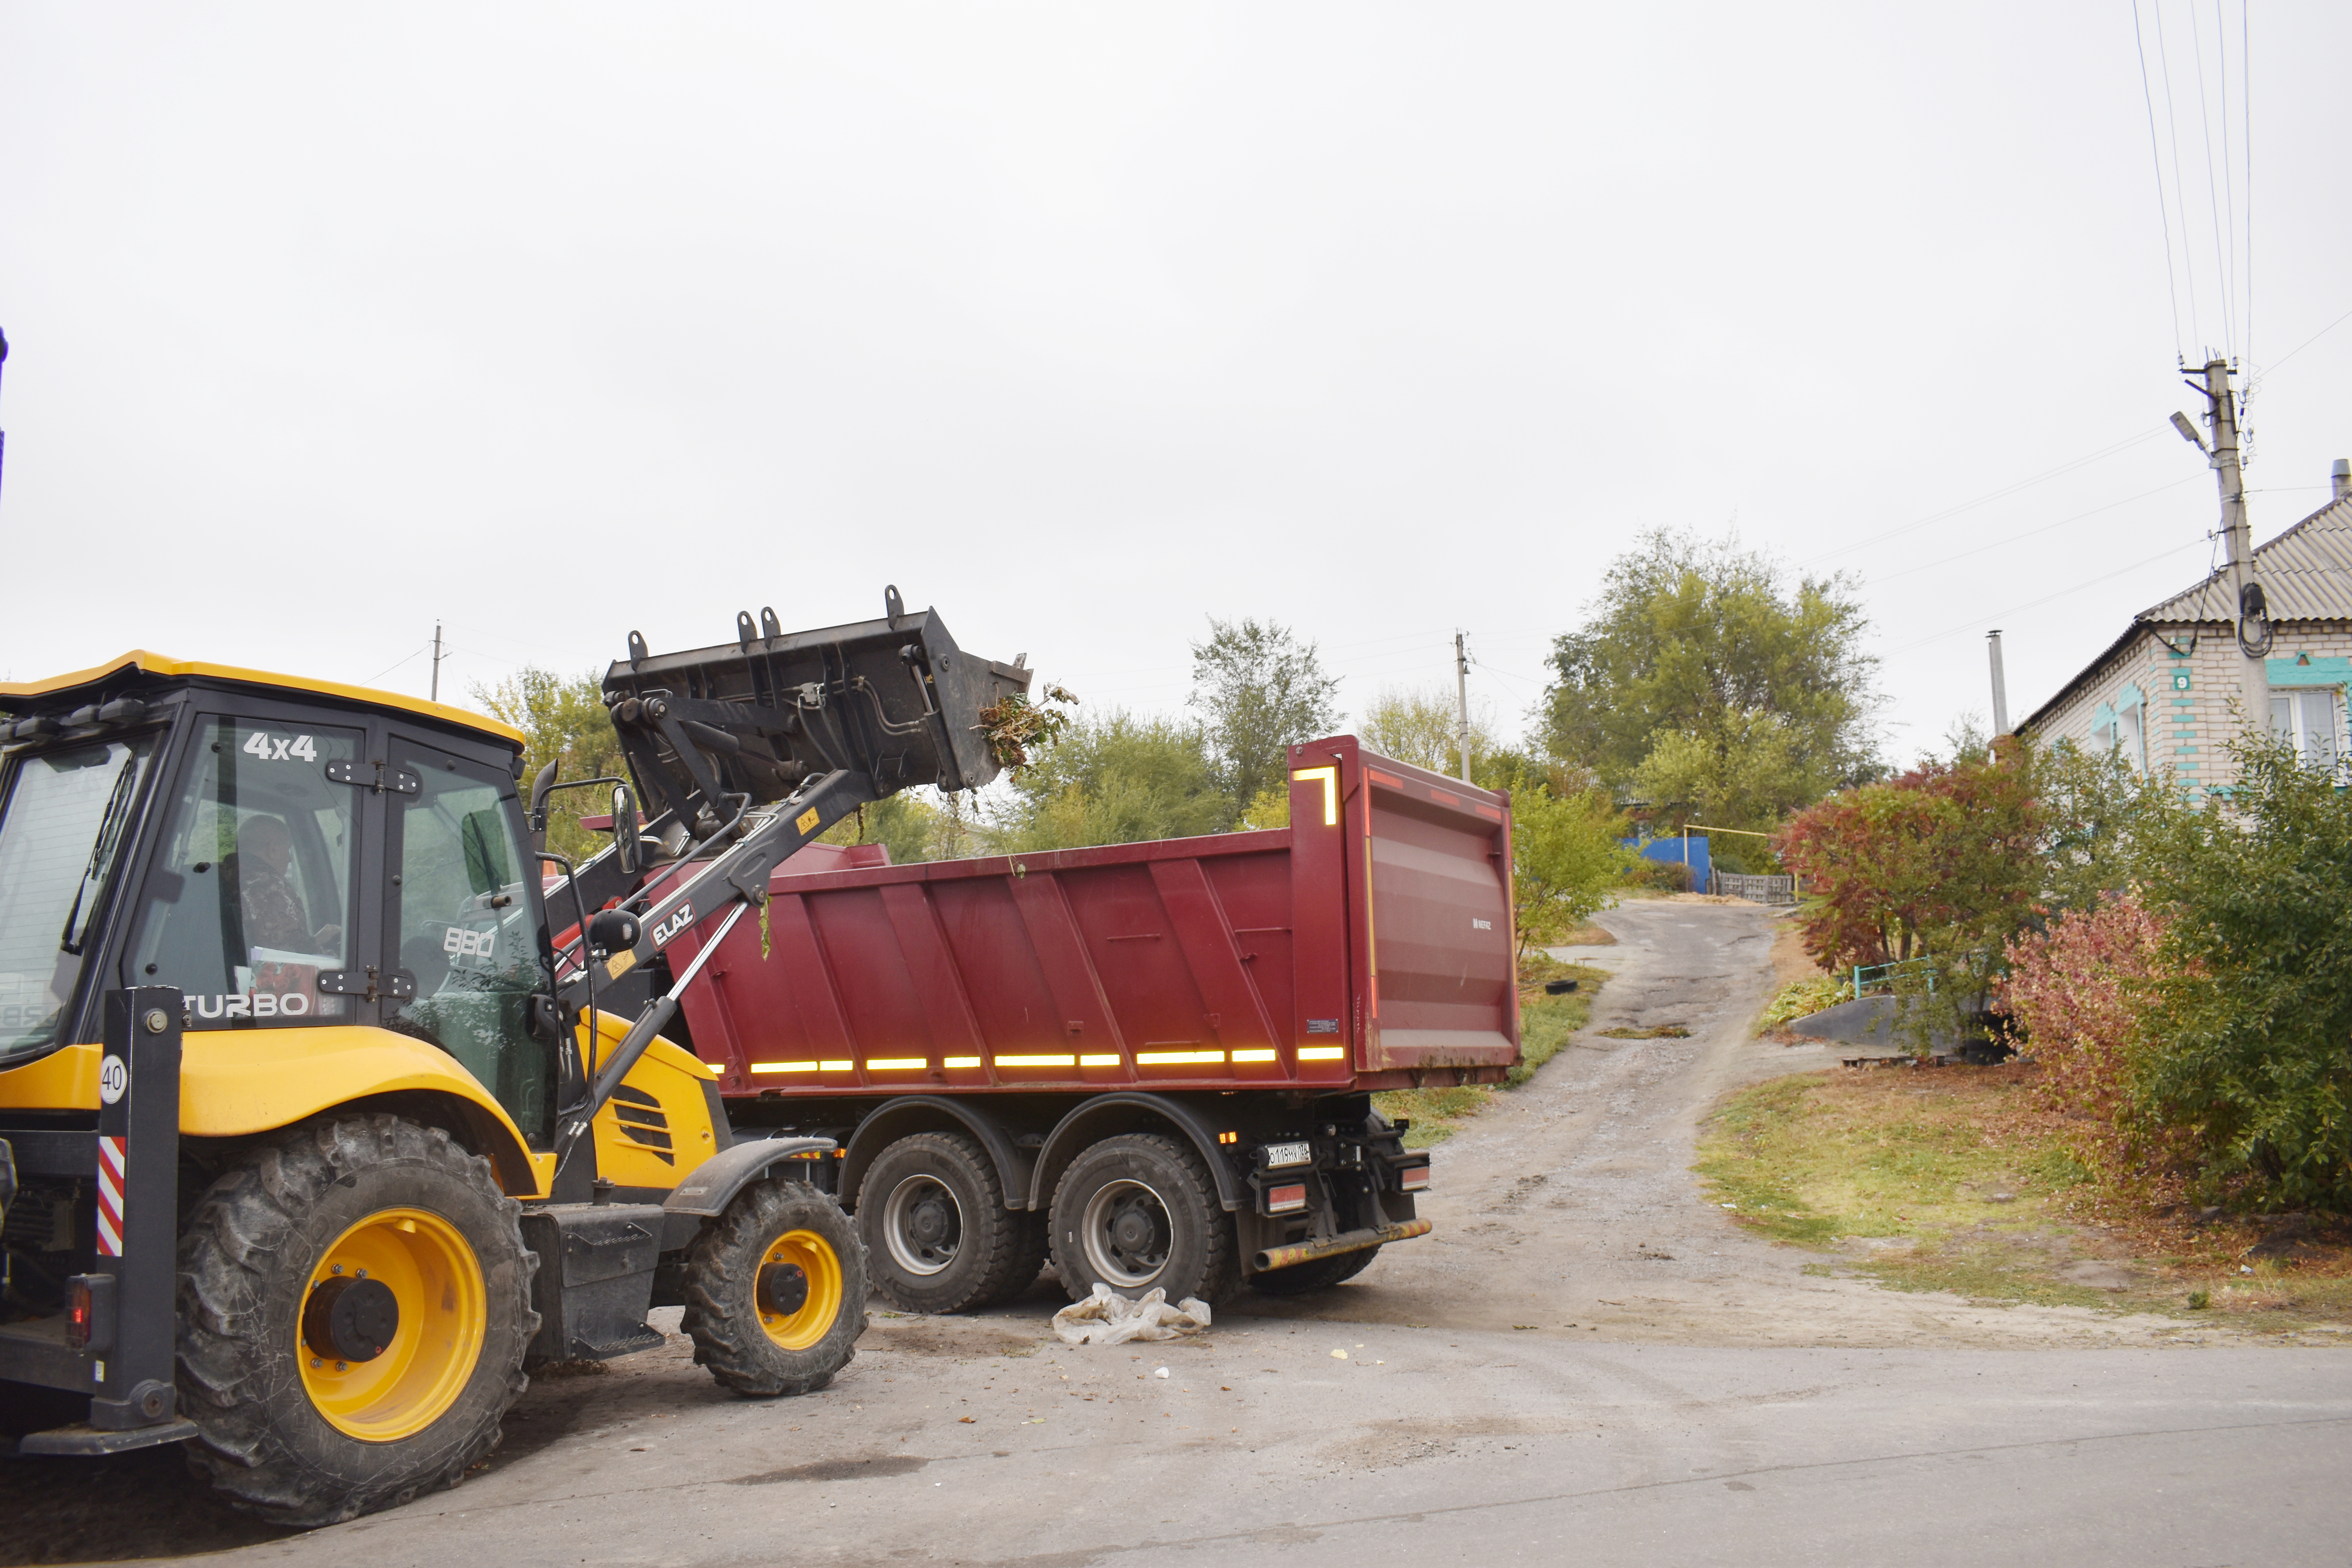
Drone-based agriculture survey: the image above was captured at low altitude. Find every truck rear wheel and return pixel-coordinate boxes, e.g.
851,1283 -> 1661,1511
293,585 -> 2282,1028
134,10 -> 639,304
176,1115 -> 538,1528
1049,1133 -> 1239,1307
682,1178 -> 866,1396
858,1132 -> 1037,1313
1248,1245 -> 1380,1296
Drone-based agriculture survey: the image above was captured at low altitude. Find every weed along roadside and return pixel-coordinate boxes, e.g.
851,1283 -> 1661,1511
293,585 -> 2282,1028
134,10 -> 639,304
1374,953 -> 1610,1147
1696,1061 -> 2352,1333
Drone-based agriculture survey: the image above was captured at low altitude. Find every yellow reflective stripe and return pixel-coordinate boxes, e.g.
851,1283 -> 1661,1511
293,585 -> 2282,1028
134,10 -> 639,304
1298,1045 -> 1346,1061
1137,1050 -> 1225,1065
1290,766 -> 1339,826
866,1058 -> 926,1070
994,1054 -> 1076,1067
944,1056 -> 982,1069
750,1060 -> 817,1073
819,1060 -> 853,1072
1078,1053 -> 1122,1067
1229,1049 -> 1277,1063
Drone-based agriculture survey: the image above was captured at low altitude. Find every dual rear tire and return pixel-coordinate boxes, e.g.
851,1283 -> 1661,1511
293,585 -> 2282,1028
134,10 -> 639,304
858,1132 -> 1046,1313
1047,1133 -> 1240,1307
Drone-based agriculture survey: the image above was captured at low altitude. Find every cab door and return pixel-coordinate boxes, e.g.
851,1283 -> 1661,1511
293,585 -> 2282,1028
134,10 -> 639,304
379,736 -> 556,1145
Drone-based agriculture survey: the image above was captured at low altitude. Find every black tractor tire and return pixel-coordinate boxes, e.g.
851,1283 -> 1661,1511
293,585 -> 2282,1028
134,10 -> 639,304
176,1115 -> 538,1528
1048,1133 -> 1240,1308
682,1178 -> 866,1396
858,1132 -> 1035,1314
1247,1244 -> 1381,1296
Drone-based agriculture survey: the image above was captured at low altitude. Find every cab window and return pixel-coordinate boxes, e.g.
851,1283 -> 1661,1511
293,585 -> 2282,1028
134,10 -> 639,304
0,734 -> 158,1061
124,719 -> 359,1028
387,744 -> 553,1142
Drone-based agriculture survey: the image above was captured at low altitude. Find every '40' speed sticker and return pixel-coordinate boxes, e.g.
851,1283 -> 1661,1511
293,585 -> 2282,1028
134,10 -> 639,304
241,731 -> 319,762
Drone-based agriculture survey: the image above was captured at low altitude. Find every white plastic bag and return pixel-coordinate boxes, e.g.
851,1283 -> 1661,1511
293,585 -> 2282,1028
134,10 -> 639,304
1049,1283 -> 1212,1346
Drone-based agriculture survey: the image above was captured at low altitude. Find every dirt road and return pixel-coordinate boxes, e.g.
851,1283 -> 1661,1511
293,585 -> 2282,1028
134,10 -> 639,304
1243,897 -> 2236,1349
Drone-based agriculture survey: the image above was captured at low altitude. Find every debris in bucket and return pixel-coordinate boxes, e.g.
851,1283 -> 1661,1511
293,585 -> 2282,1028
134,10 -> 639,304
1050,1284 -> 1212,1345
978,684 -> 1079,772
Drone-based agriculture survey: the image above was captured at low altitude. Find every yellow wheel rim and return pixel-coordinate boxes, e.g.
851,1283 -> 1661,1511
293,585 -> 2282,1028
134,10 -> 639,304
297,1208 -> 486,1442
758,1228 -> 845,1351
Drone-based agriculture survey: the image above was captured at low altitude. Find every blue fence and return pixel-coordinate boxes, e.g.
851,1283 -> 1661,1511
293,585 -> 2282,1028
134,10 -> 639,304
1625,835 -> 1711,887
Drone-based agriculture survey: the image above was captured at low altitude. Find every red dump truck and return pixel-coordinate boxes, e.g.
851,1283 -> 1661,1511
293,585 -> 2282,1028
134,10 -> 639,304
649,734 -> 1520,1312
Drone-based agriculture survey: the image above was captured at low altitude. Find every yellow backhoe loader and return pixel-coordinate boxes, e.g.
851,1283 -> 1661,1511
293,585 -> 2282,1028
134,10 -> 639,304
0,592 -> 1028,1524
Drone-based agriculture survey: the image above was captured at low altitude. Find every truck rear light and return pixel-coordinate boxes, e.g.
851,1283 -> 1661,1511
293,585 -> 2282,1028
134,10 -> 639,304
1265,1183 -> 1308,1214
1400,1165 -> 1430,1191
64,1274 -> 114,1353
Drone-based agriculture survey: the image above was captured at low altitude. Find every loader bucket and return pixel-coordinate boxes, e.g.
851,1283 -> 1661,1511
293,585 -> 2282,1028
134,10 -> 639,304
601,589 -> 1031,817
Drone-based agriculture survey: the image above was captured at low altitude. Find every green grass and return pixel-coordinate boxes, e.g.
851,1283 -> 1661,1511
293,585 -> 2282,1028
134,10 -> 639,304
1757,974 -> 1847,1033
1697,1070 -> 2088,1253
1374,958 -> 1609,1147
1696,1066 -> 2352,1325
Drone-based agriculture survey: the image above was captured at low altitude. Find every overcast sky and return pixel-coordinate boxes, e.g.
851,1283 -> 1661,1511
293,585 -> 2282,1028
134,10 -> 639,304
4,4 -> 2347,769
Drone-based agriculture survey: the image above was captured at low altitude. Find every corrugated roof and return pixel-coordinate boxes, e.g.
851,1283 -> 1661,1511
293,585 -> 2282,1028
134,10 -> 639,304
2017,490 -> 2352,735
2138,493 -> 2352,623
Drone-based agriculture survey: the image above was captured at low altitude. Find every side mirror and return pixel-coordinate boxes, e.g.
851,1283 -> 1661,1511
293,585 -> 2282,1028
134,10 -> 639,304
611,784 -> 641,877
528,760 -> 559,849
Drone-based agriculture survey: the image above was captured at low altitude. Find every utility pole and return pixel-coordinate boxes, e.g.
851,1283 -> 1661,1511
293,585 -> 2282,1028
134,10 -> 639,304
1985,630 -> 2010,736
430,622 -> 445,703
1453,632 -> 1473,783
2176,359 -> 2270,744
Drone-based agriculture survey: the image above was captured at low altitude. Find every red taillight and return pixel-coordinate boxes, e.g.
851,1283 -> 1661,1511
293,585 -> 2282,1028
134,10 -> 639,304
1400,1165 -> 1430,1191
1266,1183 -> 1308,1214
66,1279 -> 93,1350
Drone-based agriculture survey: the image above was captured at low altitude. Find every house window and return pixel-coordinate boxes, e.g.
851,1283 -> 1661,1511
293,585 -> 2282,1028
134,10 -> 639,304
2270,688 -> 2345,769
2094,682 -> 2150,774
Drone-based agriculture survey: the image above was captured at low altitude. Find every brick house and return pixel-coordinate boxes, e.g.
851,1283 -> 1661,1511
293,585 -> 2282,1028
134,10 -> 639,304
2019,465 -> 2352,782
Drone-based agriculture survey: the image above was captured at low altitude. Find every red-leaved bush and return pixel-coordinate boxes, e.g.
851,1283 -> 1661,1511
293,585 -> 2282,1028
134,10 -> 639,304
2002,894 -> 2179,1183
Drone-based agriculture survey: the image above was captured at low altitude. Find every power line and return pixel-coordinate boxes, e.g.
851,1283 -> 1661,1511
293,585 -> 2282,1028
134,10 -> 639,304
2248,302 -> 2352,388
1798,426 -> 2166,565
363,646 -> 430,686
2230,0 -> 2249,369
2190,0 -> 2233,356
1864,475 -> 2198,585
2150,0 -> 2203,350
1880,539 -> 2206,657
2132,0 -> 2187,360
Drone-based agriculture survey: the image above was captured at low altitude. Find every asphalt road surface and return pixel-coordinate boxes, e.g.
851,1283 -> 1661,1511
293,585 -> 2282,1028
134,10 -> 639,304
7,899 -> 2348,1566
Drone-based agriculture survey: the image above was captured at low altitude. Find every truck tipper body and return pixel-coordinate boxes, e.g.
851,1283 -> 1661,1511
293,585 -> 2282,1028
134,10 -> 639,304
638,735 -> 1519,1311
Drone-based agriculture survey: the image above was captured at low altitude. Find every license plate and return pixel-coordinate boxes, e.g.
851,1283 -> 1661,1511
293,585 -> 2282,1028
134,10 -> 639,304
1263,1141 -> 1312,1169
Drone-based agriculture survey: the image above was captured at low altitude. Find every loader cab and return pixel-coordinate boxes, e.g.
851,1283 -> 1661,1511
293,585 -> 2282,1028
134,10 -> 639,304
0,653 -> 561,1146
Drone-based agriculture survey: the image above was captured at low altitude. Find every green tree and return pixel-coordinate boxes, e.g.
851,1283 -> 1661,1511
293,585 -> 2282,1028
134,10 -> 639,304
472,668 -> 628,864
1359,685 -> 1497,778
1541,529 -> 1877,831
1505,766 -> 1630,963
2132,734 -> 2352,1210
1774,748 -> 2043,1044
2032,739 -> 2183,918
821,791 -> 944,865
1189,617 -> 1341,814
991,712 -> 1230,852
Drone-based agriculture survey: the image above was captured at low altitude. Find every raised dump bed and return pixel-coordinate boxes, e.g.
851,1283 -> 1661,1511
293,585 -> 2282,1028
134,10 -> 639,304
666,736 -> 1519,1097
